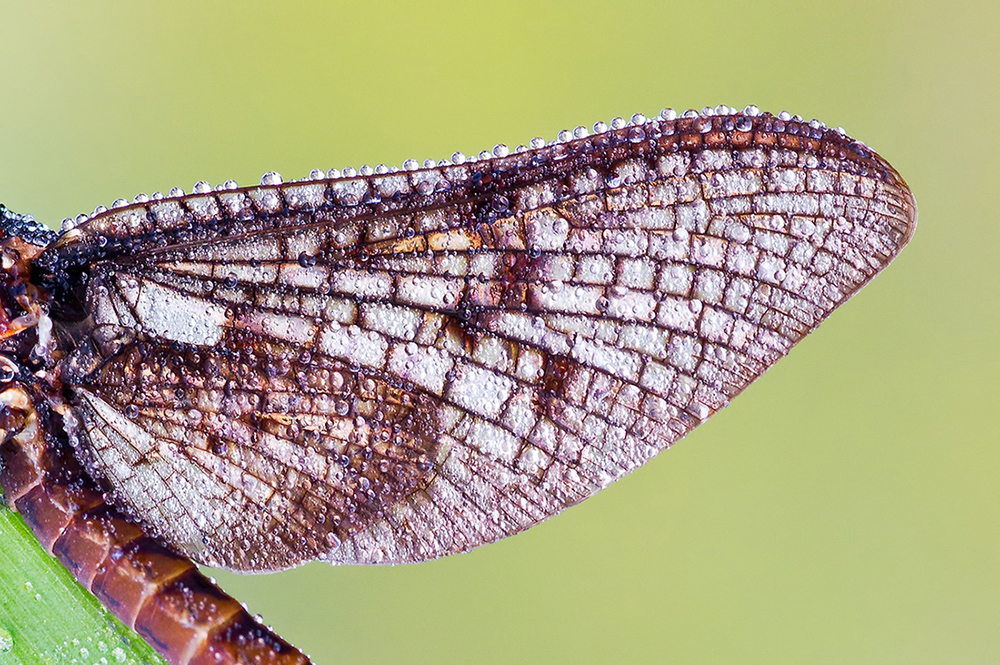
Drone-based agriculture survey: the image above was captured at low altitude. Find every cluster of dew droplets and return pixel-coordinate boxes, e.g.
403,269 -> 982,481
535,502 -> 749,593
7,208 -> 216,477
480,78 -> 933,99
61,104 -> 840,233
0,625 -> 12,654
53,628 -> 133,665
4,571 -> 145,663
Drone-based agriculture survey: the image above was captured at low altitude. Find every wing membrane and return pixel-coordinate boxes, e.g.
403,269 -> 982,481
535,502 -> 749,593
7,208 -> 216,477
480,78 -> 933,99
38,110 -> 917,570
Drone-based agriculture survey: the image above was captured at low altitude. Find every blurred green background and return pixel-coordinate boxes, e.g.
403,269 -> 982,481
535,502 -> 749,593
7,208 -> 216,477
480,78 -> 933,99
0,1 -> 997,663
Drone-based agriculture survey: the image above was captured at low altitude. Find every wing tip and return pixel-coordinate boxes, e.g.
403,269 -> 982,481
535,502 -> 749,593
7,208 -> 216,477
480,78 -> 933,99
901,184 -> 919,247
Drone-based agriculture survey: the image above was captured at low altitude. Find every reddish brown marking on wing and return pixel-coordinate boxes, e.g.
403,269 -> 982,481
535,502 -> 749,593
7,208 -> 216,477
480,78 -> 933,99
538,354 -> 572,410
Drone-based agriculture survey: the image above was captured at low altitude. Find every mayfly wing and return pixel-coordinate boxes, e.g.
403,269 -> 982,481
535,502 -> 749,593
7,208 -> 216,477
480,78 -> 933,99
36,108 -> 916,573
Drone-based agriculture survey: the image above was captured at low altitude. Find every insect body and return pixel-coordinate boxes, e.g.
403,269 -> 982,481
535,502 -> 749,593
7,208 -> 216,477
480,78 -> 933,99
0,106 -> 916,664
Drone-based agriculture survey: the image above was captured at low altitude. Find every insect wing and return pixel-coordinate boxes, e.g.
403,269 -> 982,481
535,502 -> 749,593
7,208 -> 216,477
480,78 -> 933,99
38,110 -> 917,572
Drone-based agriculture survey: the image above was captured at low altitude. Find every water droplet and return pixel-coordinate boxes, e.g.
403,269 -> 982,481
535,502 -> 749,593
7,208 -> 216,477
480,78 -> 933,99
0,626 -> 13,653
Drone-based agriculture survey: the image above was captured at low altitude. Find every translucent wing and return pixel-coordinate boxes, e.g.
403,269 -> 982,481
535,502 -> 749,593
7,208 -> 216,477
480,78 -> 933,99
37,110 -> 916,571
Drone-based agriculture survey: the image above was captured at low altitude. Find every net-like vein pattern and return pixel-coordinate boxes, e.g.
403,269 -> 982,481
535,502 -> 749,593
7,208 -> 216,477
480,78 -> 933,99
38,111 -> 916,570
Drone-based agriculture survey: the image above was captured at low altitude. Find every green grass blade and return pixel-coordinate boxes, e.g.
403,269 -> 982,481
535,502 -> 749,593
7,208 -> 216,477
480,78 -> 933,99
0,502 -> 165,665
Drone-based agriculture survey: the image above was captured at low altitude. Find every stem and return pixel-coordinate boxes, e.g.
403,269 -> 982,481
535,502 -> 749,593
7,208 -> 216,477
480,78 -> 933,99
0,502 -> 165,664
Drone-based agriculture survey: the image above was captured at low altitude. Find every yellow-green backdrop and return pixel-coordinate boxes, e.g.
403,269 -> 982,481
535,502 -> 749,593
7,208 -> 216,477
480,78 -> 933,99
0,1 -> 996,663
